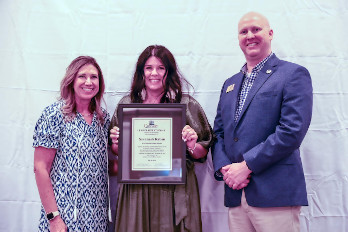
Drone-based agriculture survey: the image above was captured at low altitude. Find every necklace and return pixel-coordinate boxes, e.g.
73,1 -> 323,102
80,112 -> 92,117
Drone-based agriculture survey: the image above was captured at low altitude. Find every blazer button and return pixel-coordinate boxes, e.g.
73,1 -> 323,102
233,137 -> 239,142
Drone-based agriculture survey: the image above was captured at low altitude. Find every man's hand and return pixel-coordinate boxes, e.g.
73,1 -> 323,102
221,161 -> 252,190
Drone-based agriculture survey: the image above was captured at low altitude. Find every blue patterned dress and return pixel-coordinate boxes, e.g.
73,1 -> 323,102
33,101 -> 110,231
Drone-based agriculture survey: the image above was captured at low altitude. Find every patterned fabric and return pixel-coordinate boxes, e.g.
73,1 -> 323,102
33,101 -> 110,232
110,94 -> 214,232
234,53 -> 274,121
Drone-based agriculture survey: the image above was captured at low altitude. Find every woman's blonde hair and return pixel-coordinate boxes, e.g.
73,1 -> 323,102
60,56 -> 105,124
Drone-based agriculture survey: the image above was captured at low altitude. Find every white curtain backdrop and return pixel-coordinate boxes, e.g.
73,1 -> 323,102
1,0 -> 347,231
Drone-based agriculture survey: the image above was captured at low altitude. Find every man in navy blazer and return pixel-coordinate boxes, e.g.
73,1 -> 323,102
212,12 -> 313,232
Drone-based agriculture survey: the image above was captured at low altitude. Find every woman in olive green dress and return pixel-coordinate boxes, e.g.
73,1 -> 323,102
110,45 -> 213,232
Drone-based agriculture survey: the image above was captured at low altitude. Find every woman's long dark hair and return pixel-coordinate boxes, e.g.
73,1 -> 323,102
130,45 -> 192,103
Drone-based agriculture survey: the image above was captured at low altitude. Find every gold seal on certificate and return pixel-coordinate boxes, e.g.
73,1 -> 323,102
117,104 -> 186,184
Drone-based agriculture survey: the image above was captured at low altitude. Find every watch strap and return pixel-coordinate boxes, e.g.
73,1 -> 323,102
46,211 -> 60,221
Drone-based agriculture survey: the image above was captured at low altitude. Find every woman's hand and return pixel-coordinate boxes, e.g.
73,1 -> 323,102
49,215 -> 67,232
182,125 -> 198,153
110,126 -> 119,144
110,126 -> 120,155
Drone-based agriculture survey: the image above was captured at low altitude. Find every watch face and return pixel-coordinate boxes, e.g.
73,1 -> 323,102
47,212 -> 54,220
47,211 -> 59,220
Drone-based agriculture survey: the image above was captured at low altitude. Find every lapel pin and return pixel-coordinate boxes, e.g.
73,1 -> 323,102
266,69 -> 272,74
226,84 -> 235,93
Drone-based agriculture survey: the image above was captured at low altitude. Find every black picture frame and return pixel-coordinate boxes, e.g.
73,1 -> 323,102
117,103 -> 186,184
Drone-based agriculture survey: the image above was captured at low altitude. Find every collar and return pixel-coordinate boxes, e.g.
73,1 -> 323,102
240,52 -> 274,75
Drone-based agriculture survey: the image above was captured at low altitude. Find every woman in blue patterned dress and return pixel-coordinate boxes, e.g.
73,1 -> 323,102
33,56 -> 110,232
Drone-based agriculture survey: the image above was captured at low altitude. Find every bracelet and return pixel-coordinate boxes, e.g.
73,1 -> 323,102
187,143 -> 196,154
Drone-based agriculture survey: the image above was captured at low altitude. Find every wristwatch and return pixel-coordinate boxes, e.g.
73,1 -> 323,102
46,211 -> 60,221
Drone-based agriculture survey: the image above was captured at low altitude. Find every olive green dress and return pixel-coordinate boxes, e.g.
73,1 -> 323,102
110,94 -> 213,232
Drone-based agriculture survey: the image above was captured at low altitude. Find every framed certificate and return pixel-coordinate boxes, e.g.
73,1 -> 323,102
117,103 -> 186,184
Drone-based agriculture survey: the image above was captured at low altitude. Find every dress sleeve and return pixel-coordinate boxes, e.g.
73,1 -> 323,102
33,105 -> 62,149
185,95 -> 214,162
109,107 -> 119,131
108,96 -> 131,145
102,110 -> 111,139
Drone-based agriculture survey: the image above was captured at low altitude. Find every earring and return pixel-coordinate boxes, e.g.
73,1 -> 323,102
166,88 -> 176,101
141,88 -> 146,101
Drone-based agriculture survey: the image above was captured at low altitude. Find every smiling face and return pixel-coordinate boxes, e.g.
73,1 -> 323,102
143,56 -> 167,95
73,63 -> 99,103
238,12 -> 273,64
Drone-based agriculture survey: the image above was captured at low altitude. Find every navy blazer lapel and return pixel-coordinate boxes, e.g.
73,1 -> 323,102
236,55 -> 280,124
